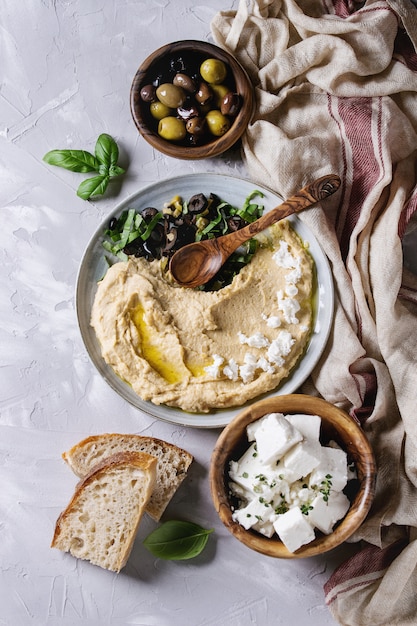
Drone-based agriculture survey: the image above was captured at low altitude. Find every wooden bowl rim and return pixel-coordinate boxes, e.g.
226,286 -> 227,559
130,39 -> 254,160
210,394 -> 377,558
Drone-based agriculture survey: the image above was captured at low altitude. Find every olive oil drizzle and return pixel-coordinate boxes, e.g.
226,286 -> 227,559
132,304 -> 208,383
132,304 -> 182,384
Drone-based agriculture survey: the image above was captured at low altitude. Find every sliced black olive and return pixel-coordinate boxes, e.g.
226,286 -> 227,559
162,226 -> 178,252
227,216 -> 246,231
188,193 -> 208,214
149,223 -> 165,245
143,239 -> 161,260
141,206 -> 158,220
123,238 -> 144,257
169,56 -> 187,74
206,193 -> 222,218
176,223 -> 197,247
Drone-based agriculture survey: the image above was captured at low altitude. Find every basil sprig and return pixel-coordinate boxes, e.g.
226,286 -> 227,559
143,520 -> 213,560
43,133 -> 125,200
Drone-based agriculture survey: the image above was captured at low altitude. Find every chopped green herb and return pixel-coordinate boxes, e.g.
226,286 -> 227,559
275,501 -> 289,515
320,474 -> 333,502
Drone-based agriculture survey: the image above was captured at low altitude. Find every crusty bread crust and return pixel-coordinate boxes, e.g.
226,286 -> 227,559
51,451 -> 157,572
62,433 -> 193,521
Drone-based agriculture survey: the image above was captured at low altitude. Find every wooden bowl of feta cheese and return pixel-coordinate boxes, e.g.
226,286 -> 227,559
210,395 -> 376,558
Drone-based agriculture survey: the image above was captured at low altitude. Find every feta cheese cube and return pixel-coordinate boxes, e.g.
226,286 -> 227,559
229,443 -> 265,492
282,439 -> 321,480
285,413 -> 321,443
253,520 -> 276,538
273,507 -> 316,552
307,491 -> 350,534
254,413 -> 303,464
246,414 -> 271,441
229,445 -> 294,499
232,495 -> 274,530
309,446 -> 348,492
229,480 -> 251,501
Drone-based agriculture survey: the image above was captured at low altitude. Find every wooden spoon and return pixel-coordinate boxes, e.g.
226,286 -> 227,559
169,173 -> 341,288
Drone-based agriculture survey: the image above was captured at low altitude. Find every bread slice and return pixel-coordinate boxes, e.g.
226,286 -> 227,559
51,451 -> 157,572
62,433 -> 193,521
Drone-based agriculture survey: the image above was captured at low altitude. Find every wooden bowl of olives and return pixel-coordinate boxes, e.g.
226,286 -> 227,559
130,40 -> 254,160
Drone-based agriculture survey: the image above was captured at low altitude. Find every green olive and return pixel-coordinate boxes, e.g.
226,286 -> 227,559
150,101 -> 173,120
210,84 -> 229,108
156,83 -> 186,108
158,116 -> 187,142
205,110 -> 231,137
200,58 -> 227,85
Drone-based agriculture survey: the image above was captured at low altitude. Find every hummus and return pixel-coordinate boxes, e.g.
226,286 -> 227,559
91,221 -> 314,413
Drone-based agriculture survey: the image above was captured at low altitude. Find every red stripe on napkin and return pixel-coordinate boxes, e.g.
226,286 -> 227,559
324,539 -> 407,605
335,97 -> 383,261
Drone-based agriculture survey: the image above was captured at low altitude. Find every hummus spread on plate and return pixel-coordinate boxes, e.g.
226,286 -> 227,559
91,221 -> 314,413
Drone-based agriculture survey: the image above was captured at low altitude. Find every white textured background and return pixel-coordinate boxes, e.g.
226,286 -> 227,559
2,2 -> 415,625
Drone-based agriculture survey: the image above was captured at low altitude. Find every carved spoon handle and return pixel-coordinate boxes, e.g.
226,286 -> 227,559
219,173 -> 341,254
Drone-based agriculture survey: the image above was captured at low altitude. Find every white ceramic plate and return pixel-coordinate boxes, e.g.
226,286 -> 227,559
76,173 -> 334,428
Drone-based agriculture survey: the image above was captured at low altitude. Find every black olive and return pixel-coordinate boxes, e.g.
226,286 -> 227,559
227,216 -> 246,231
123,238 -> 144,257
140,84 -> 156,102
195,82 -> 212,106
185,133 -> 205,147
108,216 -> 118,230
177,104 -> 199,121
149,223 -> 164,244
169,56 -> 186,74
188,193 -> 208,214
142,239 -> 160,260
162,226 -> 178,252
207,193 -> 221,218
141,206 -> 158,220
176,222 -> 197,246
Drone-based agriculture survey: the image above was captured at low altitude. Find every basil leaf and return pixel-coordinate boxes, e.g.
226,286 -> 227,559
43,149 -> 100,173
109,165 -> 126,177
77,174 -> 109,200
143,520 -> 213,560
95,133 -> 119,168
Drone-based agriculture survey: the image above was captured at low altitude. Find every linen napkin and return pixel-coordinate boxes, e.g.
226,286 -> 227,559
211,1 -> 417,624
